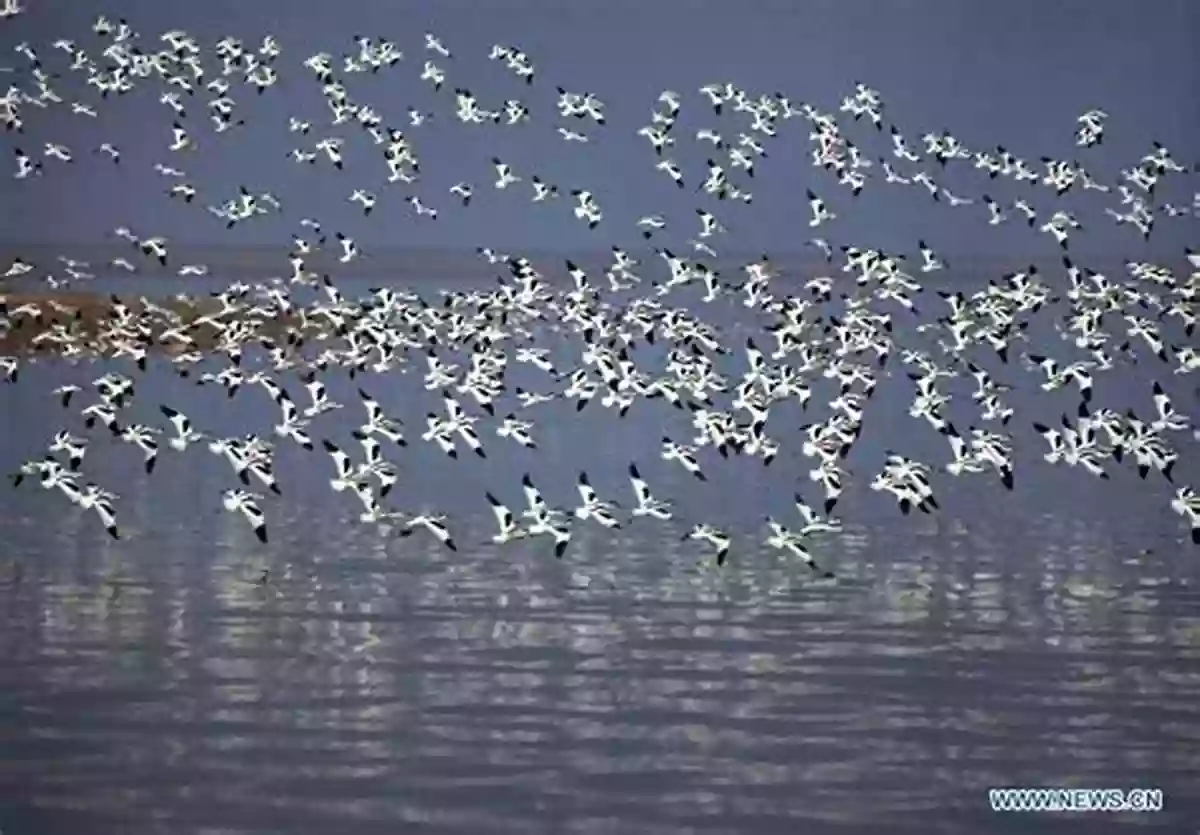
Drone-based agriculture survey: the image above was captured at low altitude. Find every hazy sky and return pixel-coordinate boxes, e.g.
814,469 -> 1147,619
0,0 -> 1196,261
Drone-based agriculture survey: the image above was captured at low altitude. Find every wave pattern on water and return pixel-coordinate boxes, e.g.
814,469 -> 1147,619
2,459 -> 1199,834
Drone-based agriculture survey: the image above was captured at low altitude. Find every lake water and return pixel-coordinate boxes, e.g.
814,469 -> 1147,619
1,274 -> 1198,834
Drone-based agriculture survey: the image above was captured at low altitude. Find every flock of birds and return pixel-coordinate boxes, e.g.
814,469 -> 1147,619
1,12 -> 1198,581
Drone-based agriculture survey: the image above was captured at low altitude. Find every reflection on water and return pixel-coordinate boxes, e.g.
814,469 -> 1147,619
2,460 -> 1199,834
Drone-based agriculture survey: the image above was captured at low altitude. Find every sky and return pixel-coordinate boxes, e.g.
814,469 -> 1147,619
0,0 -> 1196,263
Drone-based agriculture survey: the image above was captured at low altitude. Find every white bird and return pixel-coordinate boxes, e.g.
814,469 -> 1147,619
49,430 -> 87,470
485,492 -> 529,544
421,60 -> 445,90
51,384 -> 80,408
336,233 -> 358,263
807,190 -> 835,227
792,495 -> 842,536
628,463 -> 671,520
492,158 -> 519,189
574,471 -> 622,528
425,33 -> 451,57
3,258 -> 33,277
637,215 -> 667,236
684,523 -> 731,566
160,405 -> 204,451
357,388 -> 406,446
918,239 -> 945,272
1150,381 -> 1189,433
764,518 -> 833,576
78,484 -> 120,540
531,177 -> 558,202
349,189 -> 377,215
639,125 -> 674,154
274,399 -> 314,450
169,122 -> 193,152
222,489 -> 268,543
697,209 -> 724,237
496,415 -> 537,448
1169,487 -> 1199,544
302,373 -> 341,417
558,127 -> 589,142
13,148 -> 41,179
408,196 -> 438,218
120,425 -> 160,474
662,437 -> 706,481
571,190 -> 602,229
140,237 -> 169,266
321,440 -> 362,493
399,513 -> 457,551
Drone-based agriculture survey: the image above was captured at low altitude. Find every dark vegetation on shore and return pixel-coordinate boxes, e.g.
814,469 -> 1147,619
0,289 -> 311,356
